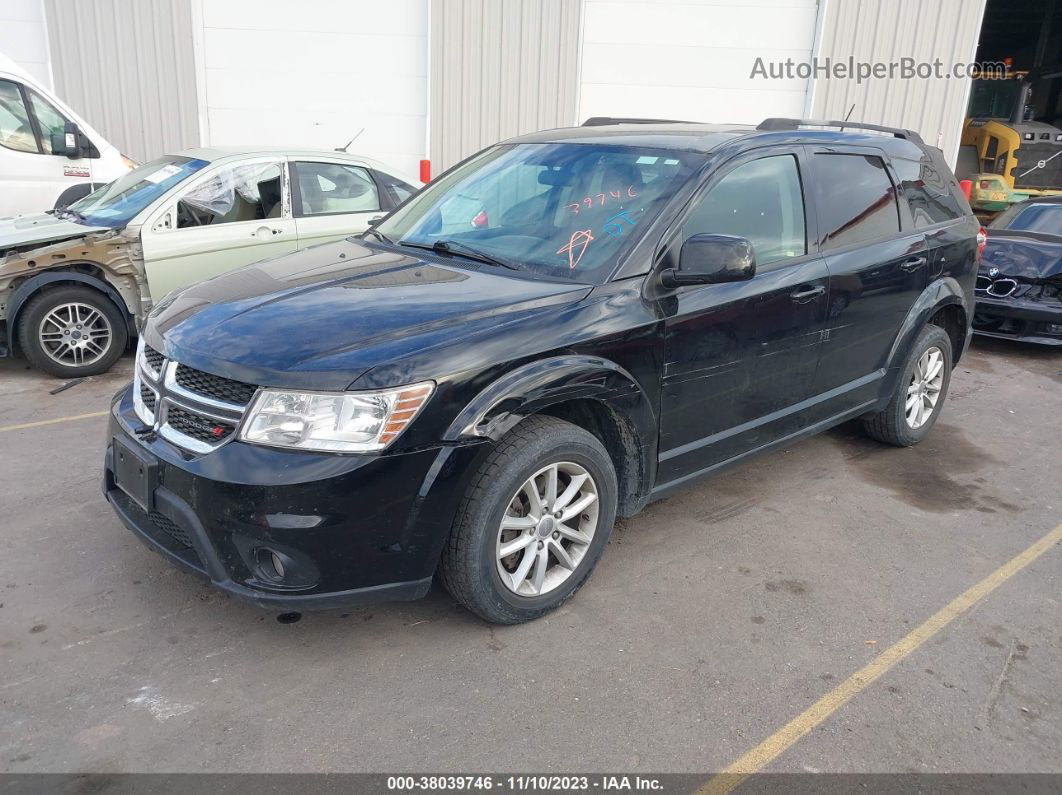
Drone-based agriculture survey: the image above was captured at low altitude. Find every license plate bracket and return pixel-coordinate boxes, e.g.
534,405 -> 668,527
113,436 -> 158,512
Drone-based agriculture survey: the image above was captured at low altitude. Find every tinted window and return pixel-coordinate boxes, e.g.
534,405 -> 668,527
177,161 -> 284,228
376,143 -> 702,283
293,162 -> 380,216
893,157 -> 964,227
681,154 -> 806,266
993,202 -> 1062,234
814,154 -> 900,250
27,89 -> 71,155
70,156 -> 209,228
0,79 -> 38,153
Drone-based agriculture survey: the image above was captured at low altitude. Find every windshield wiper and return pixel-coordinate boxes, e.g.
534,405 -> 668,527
399,239 -> 519,271
55,207 -> 87,223
361,226 -> 393,245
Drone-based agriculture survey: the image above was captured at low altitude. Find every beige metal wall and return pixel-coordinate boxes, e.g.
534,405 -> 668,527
810,0 -> 987,166
43,0 -> 200,162
429,0 -> 583,172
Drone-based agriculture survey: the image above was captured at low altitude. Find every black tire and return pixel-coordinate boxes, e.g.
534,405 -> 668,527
438,415 -> 618,624
862,324 -> 953,447
17,285 -> 128,378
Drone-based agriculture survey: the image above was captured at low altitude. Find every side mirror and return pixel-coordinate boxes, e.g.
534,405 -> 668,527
661,233 -> 756,288
50,122 -> 96,159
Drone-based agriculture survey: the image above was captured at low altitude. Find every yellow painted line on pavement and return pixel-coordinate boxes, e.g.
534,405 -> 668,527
701,521 -> 1062,795
0,410 -> 109,433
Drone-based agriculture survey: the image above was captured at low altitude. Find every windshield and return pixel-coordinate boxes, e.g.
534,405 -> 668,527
68,156 -> 210,227
375,143 -> 702,283
994,202 -> 1062,235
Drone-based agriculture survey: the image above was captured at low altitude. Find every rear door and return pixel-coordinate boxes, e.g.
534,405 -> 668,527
805,148 -> 927,416
657,147 -> 830,483
140,157 -> 297,300
290,159 -> 388,247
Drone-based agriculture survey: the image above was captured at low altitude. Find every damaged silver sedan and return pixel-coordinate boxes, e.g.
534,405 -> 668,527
0,148 -> 418,377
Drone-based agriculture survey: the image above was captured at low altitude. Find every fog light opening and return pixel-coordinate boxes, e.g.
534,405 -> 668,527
269,550 -> 285,580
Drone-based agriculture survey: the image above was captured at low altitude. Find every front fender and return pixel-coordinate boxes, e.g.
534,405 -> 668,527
443,355 -> 656,442
885,276 -> 970,372
6,271 -> 133,353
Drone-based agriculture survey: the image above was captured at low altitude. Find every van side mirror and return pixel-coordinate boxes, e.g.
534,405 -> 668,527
661,234 -> 756,288
50,122 -> 96,159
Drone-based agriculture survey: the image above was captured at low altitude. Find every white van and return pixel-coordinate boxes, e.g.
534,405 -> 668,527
0,54 -> 133,217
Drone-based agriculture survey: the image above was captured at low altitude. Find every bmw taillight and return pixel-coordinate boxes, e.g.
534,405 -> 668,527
976,227 -> 988,258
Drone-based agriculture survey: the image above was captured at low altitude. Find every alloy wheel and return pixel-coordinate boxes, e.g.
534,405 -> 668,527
37,302 -> 113,368
496,461 -> 600,597
905,346 -> 944,429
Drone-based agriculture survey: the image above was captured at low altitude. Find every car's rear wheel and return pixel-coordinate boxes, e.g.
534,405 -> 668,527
439,415 -> 617,624
18,285 -> 128,378
862,324 -> 953,446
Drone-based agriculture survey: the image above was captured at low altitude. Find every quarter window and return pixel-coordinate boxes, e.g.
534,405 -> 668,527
293,162 -> 381,216
177,162 -> 284,228
814,154 -> 900,250
27,89 -> 72,155
893,157 -> 965,227
681,154 -> 807,266
0,79 -> 38,153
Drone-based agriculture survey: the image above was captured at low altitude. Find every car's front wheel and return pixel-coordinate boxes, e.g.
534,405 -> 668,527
17,285 -> 128,378
439,415 -> 618,624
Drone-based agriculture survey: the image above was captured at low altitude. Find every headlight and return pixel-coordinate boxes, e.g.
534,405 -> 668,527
238,382 -> 434,452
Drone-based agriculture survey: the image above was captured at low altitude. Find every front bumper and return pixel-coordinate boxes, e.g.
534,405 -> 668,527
103,388 -> 488,609
973,294 -> 1062,346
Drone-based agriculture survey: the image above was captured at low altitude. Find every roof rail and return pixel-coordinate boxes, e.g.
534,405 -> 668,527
756,118 -> 923,144
581,116 -> 696,127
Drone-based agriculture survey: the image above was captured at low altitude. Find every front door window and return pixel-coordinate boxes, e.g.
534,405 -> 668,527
177,162 -> 284,228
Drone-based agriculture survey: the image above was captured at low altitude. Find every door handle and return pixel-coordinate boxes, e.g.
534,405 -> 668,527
790,285 -> 825,303
900,256 -> 927,272
253,225 -> 284,238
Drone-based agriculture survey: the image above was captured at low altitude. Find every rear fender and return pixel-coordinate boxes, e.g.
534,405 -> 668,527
883,276 -> 970,392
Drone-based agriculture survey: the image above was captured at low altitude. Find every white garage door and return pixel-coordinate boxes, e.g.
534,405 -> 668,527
199,0 -> 428,175
578,0 -> 819,126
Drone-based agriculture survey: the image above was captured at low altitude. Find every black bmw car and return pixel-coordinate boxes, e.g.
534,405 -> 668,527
974,197 -> 1062,345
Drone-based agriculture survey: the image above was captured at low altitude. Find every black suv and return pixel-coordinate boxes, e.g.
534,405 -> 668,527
104,118 -> 980,624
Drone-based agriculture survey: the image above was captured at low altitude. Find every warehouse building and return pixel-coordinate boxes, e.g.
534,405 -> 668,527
0,0 -> 1057,175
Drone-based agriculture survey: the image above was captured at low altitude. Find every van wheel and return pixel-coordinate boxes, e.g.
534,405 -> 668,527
439,415 -> 618,624
862,324 -> 953,446
18,285 -> 128,378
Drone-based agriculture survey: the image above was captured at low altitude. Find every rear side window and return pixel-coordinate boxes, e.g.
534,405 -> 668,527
894,157 -> 964,227
681,154 -> 806,266
293,162 -> 381,216
814,154 -> 900,250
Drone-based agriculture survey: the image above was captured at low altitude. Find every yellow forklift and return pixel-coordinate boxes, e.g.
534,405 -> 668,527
959,65 -> 1062,214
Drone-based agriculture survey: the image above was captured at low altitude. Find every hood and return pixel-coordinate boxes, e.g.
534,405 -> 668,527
981,231 -> 1062,284
0,213 -> 111,248
146,238 -> 593,390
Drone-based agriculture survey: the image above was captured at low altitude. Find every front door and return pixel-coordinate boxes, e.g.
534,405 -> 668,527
657,149 -> 829,485
0,78 -> 100,214
140,158 -> 298,300
290,160 -> 387,248
805,148 -> 928,416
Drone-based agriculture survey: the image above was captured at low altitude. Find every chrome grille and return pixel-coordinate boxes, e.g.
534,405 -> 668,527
143,345 -> 165,377
134,339 -> 255,454
166,405 -> 236,444
174,364 -> 256,407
